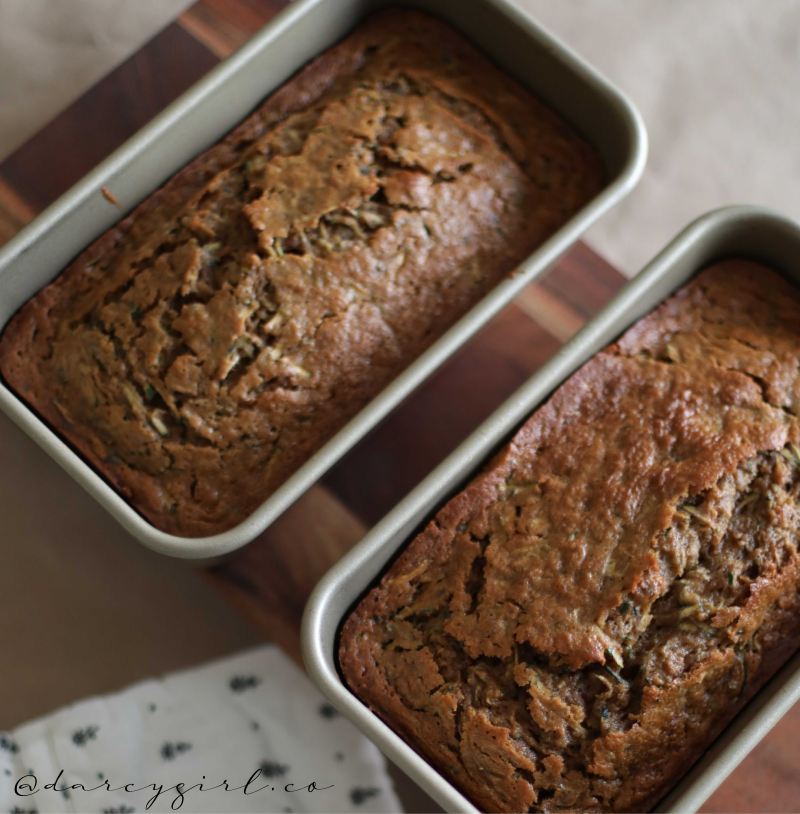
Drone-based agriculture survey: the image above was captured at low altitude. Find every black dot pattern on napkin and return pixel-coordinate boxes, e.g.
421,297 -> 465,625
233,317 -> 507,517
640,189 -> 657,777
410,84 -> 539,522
160,741 -> 192,761
318,703 -> 339,719
0,650 -> 397,813
71,726 -> 99,747
350,787 -> 381,806
0,734 -> 19,754
258,760 -> 289,778
229,675 -> 262,693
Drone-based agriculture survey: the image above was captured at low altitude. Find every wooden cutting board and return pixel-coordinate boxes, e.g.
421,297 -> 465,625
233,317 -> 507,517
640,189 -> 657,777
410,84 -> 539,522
1,2 -> 797,811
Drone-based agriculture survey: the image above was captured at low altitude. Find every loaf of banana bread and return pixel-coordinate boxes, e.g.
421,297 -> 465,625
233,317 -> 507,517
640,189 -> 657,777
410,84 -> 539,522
0,8 -> 602,537
340,260 -> 800,812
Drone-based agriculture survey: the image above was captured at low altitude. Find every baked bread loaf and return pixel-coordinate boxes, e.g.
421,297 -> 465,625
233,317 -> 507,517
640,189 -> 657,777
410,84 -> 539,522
340,261 -> 800,812
0,8 -> 602,537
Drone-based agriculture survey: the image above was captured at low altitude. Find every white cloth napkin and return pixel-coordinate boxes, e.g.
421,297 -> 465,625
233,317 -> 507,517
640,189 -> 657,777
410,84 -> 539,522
0,646 -> 401,814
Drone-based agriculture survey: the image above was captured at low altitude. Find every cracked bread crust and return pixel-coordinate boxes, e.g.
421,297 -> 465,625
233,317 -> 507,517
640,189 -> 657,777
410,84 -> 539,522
340,261 -> 800,812
0,8 -> 603,537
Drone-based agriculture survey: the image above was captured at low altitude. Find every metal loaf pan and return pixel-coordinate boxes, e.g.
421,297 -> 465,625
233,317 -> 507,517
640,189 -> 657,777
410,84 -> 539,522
0,0 -> 646,558
302,206 -> 800,813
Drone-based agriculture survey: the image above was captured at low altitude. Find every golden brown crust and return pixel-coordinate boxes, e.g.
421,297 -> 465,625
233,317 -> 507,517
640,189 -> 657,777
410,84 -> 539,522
0,8 -> 602,537
340,260 -> 800,812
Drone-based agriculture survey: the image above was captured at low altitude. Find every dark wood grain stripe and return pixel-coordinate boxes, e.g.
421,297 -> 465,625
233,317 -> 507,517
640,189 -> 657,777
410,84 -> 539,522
0,23 -> 219,215
322,301 -> 565,526
208,484 -> 367,665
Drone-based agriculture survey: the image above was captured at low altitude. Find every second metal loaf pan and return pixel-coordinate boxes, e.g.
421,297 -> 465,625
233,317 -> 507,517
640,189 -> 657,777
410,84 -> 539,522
303,206 -> 800,813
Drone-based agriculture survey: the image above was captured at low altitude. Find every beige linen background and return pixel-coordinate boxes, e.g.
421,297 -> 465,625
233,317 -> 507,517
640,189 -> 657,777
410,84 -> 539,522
518,0 -> 800,275
0,0 -> 195,159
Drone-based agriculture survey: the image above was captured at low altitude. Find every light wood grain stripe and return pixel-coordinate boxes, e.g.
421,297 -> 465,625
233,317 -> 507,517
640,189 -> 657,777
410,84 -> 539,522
515,282 -> 586,344
0,177 -> 36,248
179,0 -> 272,58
